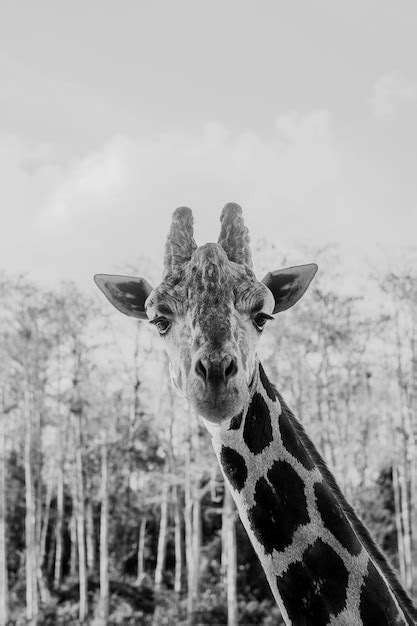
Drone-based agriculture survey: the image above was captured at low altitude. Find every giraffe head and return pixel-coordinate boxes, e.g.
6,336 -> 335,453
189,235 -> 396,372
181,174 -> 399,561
95,204 -> 317,423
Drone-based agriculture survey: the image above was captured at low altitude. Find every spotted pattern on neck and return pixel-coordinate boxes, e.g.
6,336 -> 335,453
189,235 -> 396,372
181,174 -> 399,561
204,361 -> 413,625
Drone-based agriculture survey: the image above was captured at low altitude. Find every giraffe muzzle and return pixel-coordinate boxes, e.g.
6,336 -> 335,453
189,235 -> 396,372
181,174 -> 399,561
188,351 -> 248,422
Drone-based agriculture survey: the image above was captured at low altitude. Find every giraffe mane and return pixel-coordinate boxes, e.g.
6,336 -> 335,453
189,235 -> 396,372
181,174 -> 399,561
275,391 -> 417,623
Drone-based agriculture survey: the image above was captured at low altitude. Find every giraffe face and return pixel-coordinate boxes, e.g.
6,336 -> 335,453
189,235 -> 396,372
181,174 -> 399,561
94,205 -> 318,423
146,243 -> 275,423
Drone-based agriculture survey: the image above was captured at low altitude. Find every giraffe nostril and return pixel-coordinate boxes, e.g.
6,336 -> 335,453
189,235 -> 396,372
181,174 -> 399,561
195,359 -> 208,380
195,356 -> 238,384
225,358 -> 238,380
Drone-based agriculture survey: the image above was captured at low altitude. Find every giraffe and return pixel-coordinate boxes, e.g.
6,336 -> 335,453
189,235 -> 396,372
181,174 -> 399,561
94,204 -> 417,625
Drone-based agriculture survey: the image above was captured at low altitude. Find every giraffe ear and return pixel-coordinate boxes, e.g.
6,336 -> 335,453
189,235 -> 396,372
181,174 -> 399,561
262,264 -> 318,314
94,274 -> 154,320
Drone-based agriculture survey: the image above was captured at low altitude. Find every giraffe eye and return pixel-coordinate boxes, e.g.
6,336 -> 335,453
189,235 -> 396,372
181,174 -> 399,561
150,316 -> 171,335
253,313 -> 273,332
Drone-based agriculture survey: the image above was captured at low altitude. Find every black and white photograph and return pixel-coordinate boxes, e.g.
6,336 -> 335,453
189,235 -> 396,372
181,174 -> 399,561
1,2 -> 417,624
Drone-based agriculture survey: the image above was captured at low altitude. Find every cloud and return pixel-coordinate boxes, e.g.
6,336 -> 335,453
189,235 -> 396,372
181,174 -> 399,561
36,109 -> 338,236
39,136 -> 130,226
22,111 -> 339,273
371,72 -> 417,119
0,111 -> 355,287
2,107 -> 417,292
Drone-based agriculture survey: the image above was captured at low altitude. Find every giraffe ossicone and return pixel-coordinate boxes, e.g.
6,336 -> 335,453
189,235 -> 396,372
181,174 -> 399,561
95,204 -> 417,625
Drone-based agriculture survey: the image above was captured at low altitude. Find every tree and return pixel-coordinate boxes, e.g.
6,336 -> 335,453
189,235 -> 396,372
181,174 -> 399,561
97,434 -> 109,624
0,391 -> 15,626
154,461 -> 169,591
223,485 -> 237,626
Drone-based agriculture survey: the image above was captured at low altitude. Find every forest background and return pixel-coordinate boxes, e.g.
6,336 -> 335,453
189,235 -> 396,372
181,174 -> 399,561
0,239 -> 416,625
1,1 -> 417,624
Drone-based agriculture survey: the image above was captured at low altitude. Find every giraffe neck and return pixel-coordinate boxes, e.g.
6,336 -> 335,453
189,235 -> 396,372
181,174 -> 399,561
202,361 -> 416,626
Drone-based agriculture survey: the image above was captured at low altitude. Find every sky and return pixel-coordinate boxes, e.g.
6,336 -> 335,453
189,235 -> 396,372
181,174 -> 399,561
1,0 -> 416,296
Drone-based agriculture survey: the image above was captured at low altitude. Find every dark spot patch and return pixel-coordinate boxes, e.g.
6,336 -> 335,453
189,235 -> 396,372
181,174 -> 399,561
111,281 -> 149,312
314,482 -> 362,556
220,446 -> 248,492
247,460 -> 309,553
259,363 -> 277,401
277,401 -> 315,470
359,560 -> 406,625
243,393 -> 273,454
276,538 -> 348,625
229,410 -> 243,430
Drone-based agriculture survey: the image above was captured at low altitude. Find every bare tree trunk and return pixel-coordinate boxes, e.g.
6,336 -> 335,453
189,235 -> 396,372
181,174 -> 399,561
97,437 -> 109,625
37,470 -> 53,606
173,483 -> 182,594
393,310 -> 414,591
86,494 -> 95,574
410,435 -> 417,594
224,486 -> 238,626
184,446 -> 194,620
410,303 -> 417,577
39,473 -> 53,567
221,499 -> 228,581
72,408 -> 88,622
398,460 -> 413,591
0,394 -> 9,626
54,343 -> 65,589
46,533 -> 55,579
24,385 -> 38,624
401,305 -> 417,593
191,483 -> 201,603
37,563 -> 51,606
393,463 -> 406,583
409,302 -> 417,552
34,408 -> 42,560
136,515 -> 147,584
54,458 -> 64,588
154,464 -> 169,591
69,513 -> 77,577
